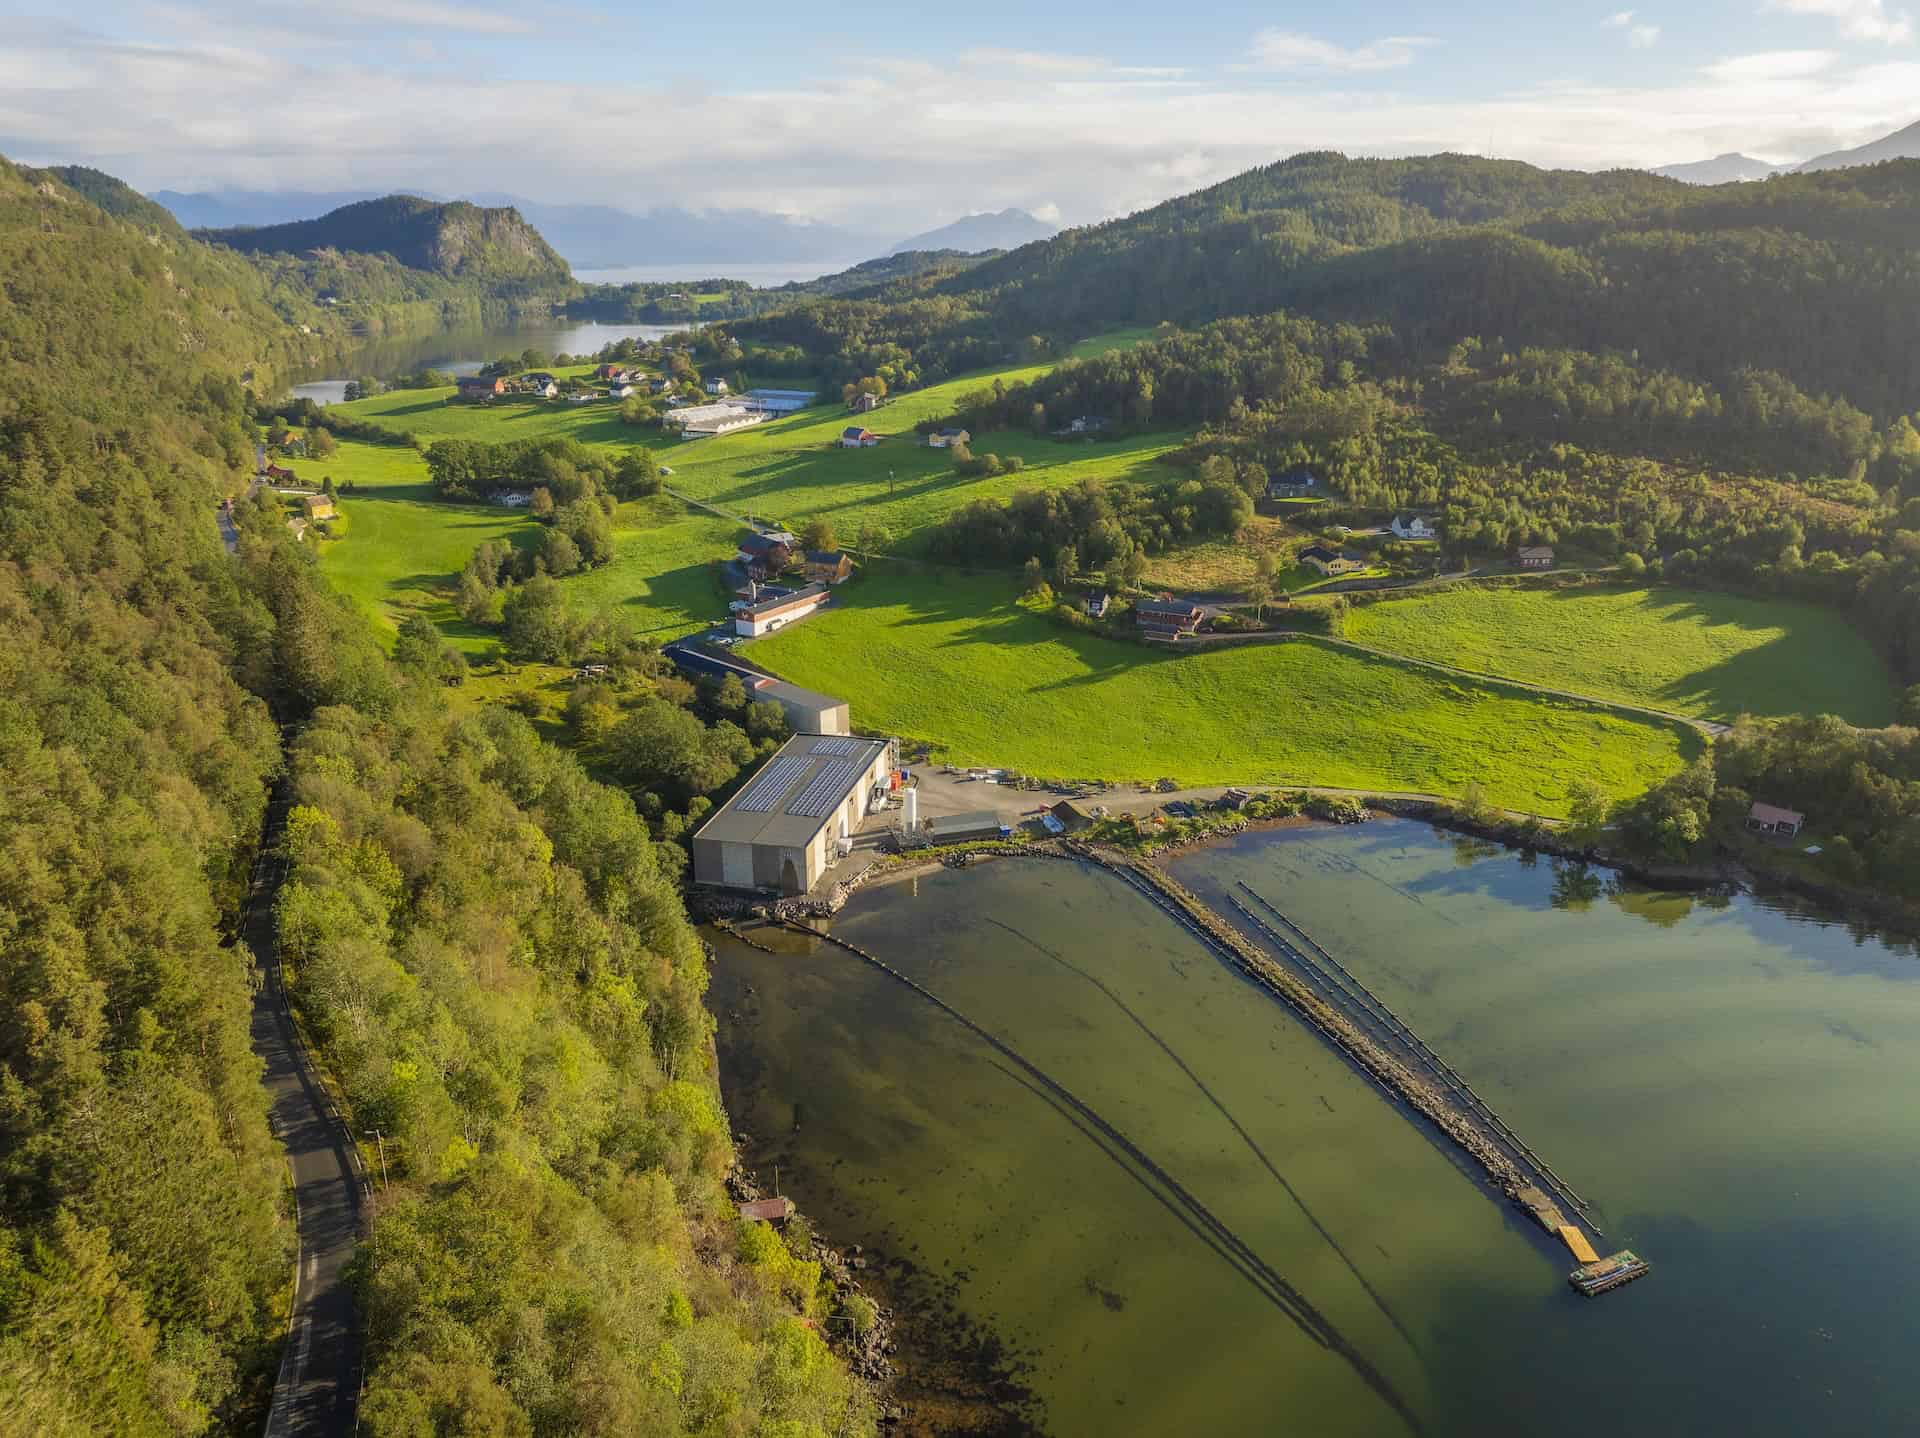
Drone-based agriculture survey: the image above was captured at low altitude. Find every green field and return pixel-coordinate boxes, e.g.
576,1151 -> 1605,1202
744,572 -> 1696,814
311,440 -> 538,652
1342,585 -> 1895,724
326,334 -> 1182,557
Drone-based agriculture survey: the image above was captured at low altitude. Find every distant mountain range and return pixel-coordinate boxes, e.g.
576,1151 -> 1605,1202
1794,119 -> 1920,174
1650,153 -> 1783,185
1653,117 -> 1920,185
888,208 -> 1058,255
150,187 -> 1055,269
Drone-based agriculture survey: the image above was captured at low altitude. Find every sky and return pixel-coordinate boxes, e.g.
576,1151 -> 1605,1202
2,0 -> 1918,233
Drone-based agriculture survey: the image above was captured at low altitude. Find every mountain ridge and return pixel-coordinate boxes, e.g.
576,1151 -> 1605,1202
887,208 -> 1058,255
197,195 -> 571,282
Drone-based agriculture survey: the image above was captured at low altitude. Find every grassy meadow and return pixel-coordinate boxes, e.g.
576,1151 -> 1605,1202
325,333 -> 1185,557
311,440 -> 539,652
1343,585 -> 1895,724
744,571 -> 1696,814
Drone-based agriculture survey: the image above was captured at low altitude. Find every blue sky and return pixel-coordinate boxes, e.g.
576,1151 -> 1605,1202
2,0 -> 1917,231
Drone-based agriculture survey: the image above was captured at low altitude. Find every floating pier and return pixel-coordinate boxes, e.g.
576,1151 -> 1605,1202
1058,842 -> 1648,1296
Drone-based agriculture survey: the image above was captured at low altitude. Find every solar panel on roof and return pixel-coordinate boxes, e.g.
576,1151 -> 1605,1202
735,755 -> 808,812
787,759 -> 860,818
812,737 -> 860,756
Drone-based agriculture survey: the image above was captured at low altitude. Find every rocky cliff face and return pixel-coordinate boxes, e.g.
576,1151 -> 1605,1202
199,194 -> 570,282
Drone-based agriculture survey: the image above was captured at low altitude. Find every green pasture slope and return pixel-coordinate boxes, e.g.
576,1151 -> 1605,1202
324,332 -> 1181,555
1343,585 -> 1895,725
311,440 -> 537,651
745,572 -> 1696,815
313,440 -> 737,645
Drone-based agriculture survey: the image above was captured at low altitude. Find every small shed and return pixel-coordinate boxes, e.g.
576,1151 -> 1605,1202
738,1197 -> 794,1223
927,810 -> 1007,844
301,493 -> 336,521
841,426 -> 878,448
1746,802 -> 1805,838
1047,799 -> 1092,833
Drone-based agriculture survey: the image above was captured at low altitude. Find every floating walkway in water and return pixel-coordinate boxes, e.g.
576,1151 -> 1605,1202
1056,843 -> 1648,1297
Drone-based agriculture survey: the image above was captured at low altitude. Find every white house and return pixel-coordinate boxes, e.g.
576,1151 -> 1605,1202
607,382 -> 635,399
704,377 -> 730,396
841,426 -> 878,448
1390,514 -> 1437,540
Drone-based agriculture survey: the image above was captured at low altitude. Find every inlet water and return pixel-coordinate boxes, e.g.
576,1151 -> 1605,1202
711,820 -> 1920,1436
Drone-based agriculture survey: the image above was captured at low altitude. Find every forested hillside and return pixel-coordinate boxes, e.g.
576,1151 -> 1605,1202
200,195 -> 571,284
0,156 -> 871,1436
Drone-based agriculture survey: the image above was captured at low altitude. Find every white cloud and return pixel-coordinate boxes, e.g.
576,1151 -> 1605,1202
1604,11 -> 1660,46
1031,201 -> 1063,224
1242,30 -> 1435,73
1703,48 -> 1840,79
273,0 -> 534,33
8,24 -> 1920,234
1768,0 -> 1915,43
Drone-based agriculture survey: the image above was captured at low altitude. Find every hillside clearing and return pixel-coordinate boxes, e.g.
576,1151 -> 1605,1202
744,571 -> 1696,815
1342,585 -> 1894,725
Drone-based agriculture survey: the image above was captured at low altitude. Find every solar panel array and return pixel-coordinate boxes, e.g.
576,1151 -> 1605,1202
812,737 -> 861,756
788,759 -> 861,818
736,755 -> 808,812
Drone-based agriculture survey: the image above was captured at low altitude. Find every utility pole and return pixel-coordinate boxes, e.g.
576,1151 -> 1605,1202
368,1129 -> 389,1192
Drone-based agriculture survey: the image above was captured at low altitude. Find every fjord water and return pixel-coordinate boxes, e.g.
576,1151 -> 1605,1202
710,822 -> 1920,1436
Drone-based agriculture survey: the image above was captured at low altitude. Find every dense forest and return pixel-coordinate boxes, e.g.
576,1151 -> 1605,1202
0,156 -> 873,1435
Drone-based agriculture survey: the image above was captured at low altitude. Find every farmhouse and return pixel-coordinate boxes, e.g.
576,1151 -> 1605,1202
456,375 -> 504,400
1300,545 -> 1365,576
737,532 -> 793,578
262,463 -> 298,483
805,550 -> 854,585
735,582 -> 831,637
677,402 -> 768,438
1517,546 -> 1555,569
704,378 -> 730,395
743,388 -> 815,415
849,392 -> 882,413
692,732 -> 895,896
300,493 -> 336,521
1135,596 -> 1203,639
1084,592 -> 1110,618
607,382 -> 635,399
841,426 -> 879,448
1390,514 -> 1437,540
926,427 -> 971,449
1746,802 -> 1806,838
530,380 -> 559,398
1266,467 -> 1318,499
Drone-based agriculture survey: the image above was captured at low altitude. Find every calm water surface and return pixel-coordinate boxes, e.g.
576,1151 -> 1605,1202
290,319 -> 692,404
710,820 -> 1920,1437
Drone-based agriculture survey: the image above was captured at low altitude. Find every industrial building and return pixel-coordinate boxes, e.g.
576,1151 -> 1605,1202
692,732 -> 896,894
676,402 -> 769,438
742,388 -> 816,415
662,645 -> 850,735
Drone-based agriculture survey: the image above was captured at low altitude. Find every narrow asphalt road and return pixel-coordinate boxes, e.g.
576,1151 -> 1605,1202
247,799 -> 365,1438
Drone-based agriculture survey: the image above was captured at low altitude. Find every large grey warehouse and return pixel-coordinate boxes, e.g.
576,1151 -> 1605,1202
692,732 -> 895,895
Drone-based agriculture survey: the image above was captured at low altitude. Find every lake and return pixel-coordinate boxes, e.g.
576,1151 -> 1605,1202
710,821 -> 1920,1437
577,261 -> 860,288
288,319 -> 695,405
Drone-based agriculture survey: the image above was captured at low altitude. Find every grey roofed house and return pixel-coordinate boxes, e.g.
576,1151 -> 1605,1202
1266,466 -> 1317,498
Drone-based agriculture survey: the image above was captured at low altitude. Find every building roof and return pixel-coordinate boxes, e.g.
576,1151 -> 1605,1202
738,532 -> 790,557
746,389 -> 815,401
739,582 -> 827,620
1518,545 -> 1555,559
927,809 -> 1005,838
1749,801 -> 1806,827
1300,544 -> 1357,564
805,550 -> 850,567
842,425 -> 875,440
457,374 -> 500,388
695,732 -> 891,850
738,1197 -> 794,1223
1136,596 -> 1202,619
